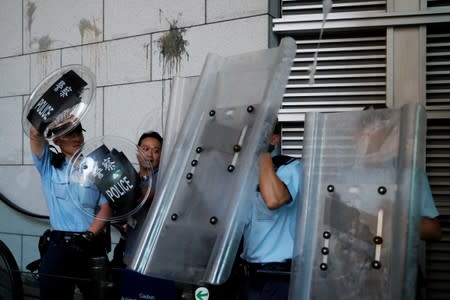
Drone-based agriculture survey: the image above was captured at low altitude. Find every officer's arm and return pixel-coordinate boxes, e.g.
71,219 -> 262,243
259,153 -> 292,210
88,203 -> 112,235
420,174 -> 441,241
29,126 -> 47,158
420,217 -> 441,241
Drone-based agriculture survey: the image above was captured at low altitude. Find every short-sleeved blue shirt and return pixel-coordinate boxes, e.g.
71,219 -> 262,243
421,172 -> 439,218
33,146 -> 107,232
241,159 -> 303,263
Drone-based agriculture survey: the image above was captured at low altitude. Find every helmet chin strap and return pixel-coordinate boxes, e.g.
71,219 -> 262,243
49,145 -> 66,168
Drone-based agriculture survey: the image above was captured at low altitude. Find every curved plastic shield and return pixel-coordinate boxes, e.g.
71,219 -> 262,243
22,65 -> 96,140
124,76 -> 199,261
128,37 -> 297,285
68,136 -> 152,222
159,76 -> 199,179
290,104 -> 426,300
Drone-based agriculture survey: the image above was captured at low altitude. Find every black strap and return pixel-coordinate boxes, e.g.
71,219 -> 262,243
247,260 -> 291,272
50,230 -> 82,241
242,259 -> 292,277
272,155 -> 297,172
49,146 -> 65,169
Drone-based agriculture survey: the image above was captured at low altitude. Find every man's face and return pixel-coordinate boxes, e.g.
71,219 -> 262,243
54,131 -> 84,157
271,133 -> 281,146
139,137 -> 162,170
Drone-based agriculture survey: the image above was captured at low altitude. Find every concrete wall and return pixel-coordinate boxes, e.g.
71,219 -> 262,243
0,0 -> 275,271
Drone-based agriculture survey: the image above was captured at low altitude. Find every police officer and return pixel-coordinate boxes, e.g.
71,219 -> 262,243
30,123 -> 112,300
239,122 -> 303,300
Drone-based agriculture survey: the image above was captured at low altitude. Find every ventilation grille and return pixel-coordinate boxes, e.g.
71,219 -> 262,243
283,30 -> 387,112
275,2 -> 450,299
278,29 -> 387,157
281,0 -> 386,16
425,24 -> 450,298
428,0 -> 450,8
426,119 -> 450,213
280,122 -> 304,158
426,118 -> 450,299
426,24 -> 450,113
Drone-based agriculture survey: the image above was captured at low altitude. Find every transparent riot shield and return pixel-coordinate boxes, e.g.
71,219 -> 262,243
290,104 -> 427,300
128,37 -> 297,285
68,136 -> 152,222
124,76 -> 198,263
23,65 -> 96,140
159,76 -> 199,180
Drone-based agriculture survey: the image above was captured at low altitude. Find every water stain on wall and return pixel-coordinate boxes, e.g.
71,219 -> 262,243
26,2 -> 53,51
26,2 -> 36,30
156,16 -> 189,132
79,18 -> 102,44
36,52 -> 50,84
156,19 -> 189,78
36,35 -> 53,51
81,43 -> 107,85
77,19 -> 104,81
26,2 -> 37,47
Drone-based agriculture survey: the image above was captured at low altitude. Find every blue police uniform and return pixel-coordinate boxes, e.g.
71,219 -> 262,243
241,157 -> 303,300
33,146 -> 107,230
421,172 -> 439,218
33,145 -> 108,300
242,159 -> 303,263
349,165 -> 439,218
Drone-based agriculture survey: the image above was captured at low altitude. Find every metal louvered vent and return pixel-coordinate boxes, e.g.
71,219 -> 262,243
274,0 -> 450,298
426,24 -> 450,114
428,0 -> 450,8
280,122 -> 304,158
425,22 -> 450,300
276,1 -> 388,157
281,0 -> 386,16
278,29 -> 387,157
282,30 -> 387,114
426,119 -> 450,215
425,118 -> 450,299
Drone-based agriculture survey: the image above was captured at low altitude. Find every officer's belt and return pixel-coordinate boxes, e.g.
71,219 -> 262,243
50,230 -> 83,241
245,259 -> 292,275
